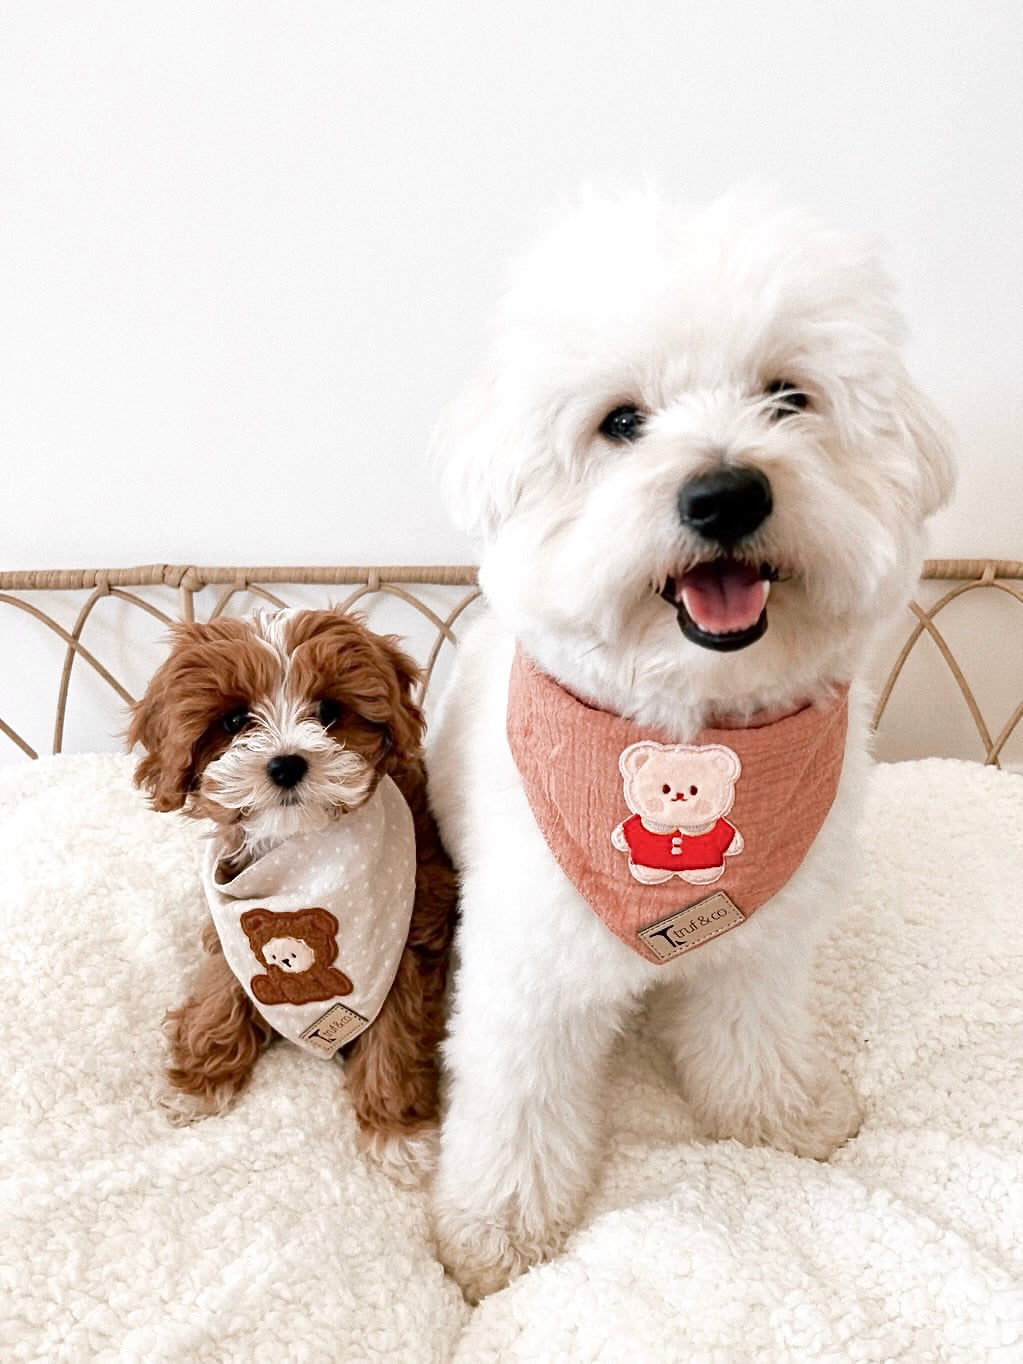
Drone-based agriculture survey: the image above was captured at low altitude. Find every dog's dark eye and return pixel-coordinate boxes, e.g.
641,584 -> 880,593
690,785 -> 698,796
599,405 -> 645,443
221,706 -> 250,736
318,699 -> 341,729
764,380 -> 809,419
662,783 -> 671,795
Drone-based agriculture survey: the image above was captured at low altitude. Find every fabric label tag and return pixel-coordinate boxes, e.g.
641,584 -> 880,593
300,1003 -> 369,1057
637,892 -> 746,961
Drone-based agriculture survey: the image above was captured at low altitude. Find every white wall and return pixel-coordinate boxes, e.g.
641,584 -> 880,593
1,2 -> 1022,757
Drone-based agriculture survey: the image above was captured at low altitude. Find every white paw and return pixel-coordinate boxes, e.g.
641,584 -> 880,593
788,1063 -> 865,1159
695,1060 -> 864,1160
432,1200 -> 567,1303
359,1127 -> 439,1188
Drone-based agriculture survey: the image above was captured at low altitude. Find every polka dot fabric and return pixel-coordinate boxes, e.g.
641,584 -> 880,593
203,775 -> 416,1054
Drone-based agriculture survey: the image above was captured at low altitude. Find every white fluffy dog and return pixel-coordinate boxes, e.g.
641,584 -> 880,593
427,190 -> 955,1300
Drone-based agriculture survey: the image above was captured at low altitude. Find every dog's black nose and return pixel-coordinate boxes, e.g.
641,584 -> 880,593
677,466 -> 773,545
267,754 -> 308,789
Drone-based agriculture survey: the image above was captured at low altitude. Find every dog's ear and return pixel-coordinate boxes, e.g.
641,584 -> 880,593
127,623 -> 215,812
892,377 -> 957,519
432,365 -> 550,541
129,724 -> 197,812
287,611 -> 426,766
128,679 -> 194,814
433,365 -> 505,539
371,633 -> 426,767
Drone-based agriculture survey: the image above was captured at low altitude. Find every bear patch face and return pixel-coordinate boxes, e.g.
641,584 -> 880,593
620,742 -> 740,831
260,936 -> 316,973
239,906 -> 354,1006
612,740 -> 744,886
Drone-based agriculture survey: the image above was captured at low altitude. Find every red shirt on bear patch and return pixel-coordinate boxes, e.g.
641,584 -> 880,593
621,814 -> 737,872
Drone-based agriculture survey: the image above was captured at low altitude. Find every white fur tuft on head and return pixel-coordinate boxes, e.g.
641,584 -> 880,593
432,187 -> 955,725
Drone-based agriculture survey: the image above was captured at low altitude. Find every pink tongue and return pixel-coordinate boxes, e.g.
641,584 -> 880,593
679,561 -> 764,635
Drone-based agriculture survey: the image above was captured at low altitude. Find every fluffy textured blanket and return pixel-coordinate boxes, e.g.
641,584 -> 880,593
1,754 -> 1021,1362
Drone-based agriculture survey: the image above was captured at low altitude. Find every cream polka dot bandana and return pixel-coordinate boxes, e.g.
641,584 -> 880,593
202,775 -> 416,1056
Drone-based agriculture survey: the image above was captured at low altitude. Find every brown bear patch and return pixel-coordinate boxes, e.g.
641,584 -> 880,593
240,907 -> 354,1006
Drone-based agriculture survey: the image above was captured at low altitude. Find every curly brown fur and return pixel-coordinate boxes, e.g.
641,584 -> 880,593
128,619 -> 277,818
344,758 -> 457,1139
162,923 -> 274,1122
131,608 -> 458,1156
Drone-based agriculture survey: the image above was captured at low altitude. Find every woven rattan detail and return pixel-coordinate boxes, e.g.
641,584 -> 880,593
0,560 -> 1020,765
0,565 -> 479,759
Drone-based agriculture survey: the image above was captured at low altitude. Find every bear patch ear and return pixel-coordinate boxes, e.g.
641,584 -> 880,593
240,908 -> 274,941
620,743 -> 655,775
704,746 -> 741,781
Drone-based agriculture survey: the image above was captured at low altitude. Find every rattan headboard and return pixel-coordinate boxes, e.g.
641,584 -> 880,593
1,560 -> 1020,768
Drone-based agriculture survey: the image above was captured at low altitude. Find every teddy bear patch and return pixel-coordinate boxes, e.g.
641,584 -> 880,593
240,907 -> 354,1006
611,740 -> 744,886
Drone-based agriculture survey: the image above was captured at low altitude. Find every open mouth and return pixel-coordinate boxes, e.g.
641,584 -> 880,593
660,559 -> 777,652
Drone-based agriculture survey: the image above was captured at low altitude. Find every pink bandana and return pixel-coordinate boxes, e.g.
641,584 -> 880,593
506,649 -> 849,963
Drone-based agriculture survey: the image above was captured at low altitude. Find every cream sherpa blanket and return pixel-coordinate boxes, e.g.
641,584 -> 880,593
1,754 -> 1021,1362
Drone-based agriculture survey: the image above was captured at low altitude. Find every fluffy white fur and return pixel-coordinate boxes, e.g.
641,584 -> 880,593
427,190 -> 955,1300
5,754 -> 1021,1359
